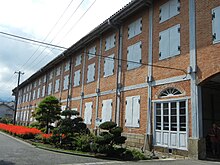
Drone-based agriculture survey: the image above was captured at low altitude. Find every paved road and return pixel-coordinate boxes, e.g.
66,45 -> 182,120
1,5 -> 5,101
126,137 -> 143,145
0,131 -> 220,165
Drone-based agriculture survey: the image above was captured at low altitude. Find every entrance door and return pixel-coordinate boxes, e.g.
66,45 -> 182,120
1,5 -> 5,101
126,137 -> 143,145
154,101 -> 187,150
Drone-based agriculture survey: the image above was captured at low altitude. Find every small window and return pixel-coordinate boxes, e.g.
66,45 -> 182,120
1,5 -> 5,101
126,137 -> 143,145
87,63 -> 95,83
159,87 -> 182,98
41,85 -> 45,97
128,18 -> 142,39
102,99 -> 113,122
84,102 -> 93,125
212,6 -> 220,44
49,71 -> 53,80
159,0 -> 180,23
43,75 -> 47,83
74,70 -> 81,87
63,75 -> 69,90
75,54 -> 82,66
105,34 -> 116,51
37,88 -> 40,98
55,79 -> 60,92
104,54 -> 115,77
48,83 -> 52,95
125,95 -> 140,127
159,24 -> 180,60
127,41 -> 142,70
64,61 -> 70,72
88,46 -> 96,60
56,67 -> 61,76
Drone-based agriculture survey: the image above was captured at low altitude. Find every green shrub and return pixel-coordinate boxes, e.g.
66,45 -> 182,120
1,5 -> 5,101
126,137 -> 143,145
99,121 -> 117,130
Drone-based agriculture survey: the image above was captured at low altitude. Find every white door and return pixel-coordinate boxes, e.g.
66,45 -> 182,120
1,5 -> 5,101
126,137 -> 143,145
154,101 -> 187,150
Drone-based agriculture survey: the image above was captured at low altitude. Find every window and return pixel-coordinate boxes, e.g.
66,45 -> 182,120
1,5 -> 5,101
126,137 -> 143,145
125,95 -> 140,127
26,93 -> 28,102
32,90 -> 36,100
105,34 -> 116,51
43,75 -> 47,83
101,99 -> 113,122
128,18 -> 142,39
55,79 -> 60,92
159,24 -> 180,60
63,75 -> 69,90
212,6 -> 220,44
88,46 -> 96,60
84,102 -> 93,125
38,78 -> 41,86
74,70 -> 81,87
159,0 -> 180,23
37,88 -> 40,98
127,41 -> 142,70
159,87 -> 182,98
48,83 -> 52,95
104,54 -> 114,77
64,61 -> 70,71
75,54 -> 82,66
155,101 -> 187,149
87,63 -> 95,83
41,85 -> 45,97
56,67 -> 61,76
49,71 -> 53,80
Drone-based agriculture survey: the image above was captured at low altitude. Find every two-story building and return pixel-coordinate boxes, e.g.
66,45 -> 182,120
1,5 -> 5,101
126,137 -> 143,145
13,0 -> 220,159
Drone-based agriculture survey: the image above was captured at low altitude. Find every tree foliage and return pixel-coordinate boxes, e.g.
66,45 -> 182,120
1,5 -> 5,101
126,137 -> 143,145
34,96 -> 61,133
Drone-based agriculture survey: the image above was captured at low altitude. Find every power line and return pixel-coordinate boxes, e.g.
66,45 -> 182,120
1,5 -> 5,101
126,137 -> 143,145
0,31 -> 68,49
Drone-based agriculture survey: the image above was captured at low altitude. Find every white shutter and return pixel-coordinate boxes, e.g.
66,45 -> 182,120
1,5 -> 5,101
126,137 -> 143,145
170,0 -> 180,18
170,24 -> 180,57
84,102 -> 92,124
132,96 -> 140,127
160,2 -> 169,23
105,34 -> 116,51
42,85 -> 45,96
63,75 -> 69,90
102,99 -> 112,122
75,54 -> 82,66
159,29 -> 170,59
74,70 -> 81,87
212,6 -> 220,43
88,46 -> 96,59
125,97 -> 133,127
104,54 -> 114,77
127,41 -> 142,70
87,63 -> 95,83
160,0 -> 180,23
128,18 -> 142,39
55,79 -> 60,92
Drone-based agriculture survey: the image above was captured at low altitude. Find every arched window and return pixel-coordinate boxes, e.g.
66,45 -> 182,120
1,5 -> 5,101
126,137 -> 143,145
159,87 -> 182,98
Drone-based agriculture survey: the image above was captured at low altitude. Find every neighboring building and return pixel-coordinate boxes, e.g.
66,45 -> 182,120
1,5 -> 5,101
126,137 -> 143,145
0,102 -> 14,120
12,0 -> 220,159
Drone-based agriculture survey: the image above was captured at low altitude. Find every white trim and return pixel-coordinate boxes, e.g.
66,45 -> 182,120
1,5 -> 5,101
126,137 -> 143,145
121,83 -> 147,91
100,89 -> 116,96
152,75 -> 190,86
152,96 -> 190,103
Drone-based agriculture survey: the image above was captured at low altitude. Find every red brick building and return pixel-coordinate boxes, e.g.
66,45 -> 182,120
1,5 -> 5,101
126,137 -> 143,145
13,0 -> 220,159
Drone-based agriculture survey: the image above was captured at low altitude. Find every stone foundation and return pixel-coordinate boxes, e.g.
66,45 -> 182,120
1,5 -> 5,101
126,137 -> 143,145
188,138 -> 206,159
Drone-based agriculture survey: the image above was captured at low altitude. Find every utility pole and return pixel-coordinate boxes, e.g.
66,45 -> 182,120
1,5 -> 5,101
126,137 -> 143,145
13,71 -> 24,125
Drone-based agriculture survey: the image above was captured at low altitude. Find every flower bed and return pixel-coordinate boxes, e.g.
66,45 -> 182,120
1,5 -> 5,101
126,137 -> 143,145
0,123 -> 42,139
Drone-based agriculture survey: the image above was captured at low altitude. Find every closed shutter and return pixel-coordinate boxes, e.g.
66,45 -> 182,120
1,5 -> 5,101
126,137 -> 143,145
74,70 -> 81,87
125,97 -> 133,127
102,99 -> 112,122
104,54 -> 114,77
128,18 -> 142,39
127,41 -> 142,70
75,54 -> 82,66
87,63 -> 95,83
170,24 -> 180,57
159,29 -> 169,59
42,85 -> 45,96
63,75 -> 69,90
84,102 -> 92,124
170,0 -> 180,18
88,46 -> 96,59
212,6 -> 220,43
160,0 -> 180,23
132,96 -> 140,127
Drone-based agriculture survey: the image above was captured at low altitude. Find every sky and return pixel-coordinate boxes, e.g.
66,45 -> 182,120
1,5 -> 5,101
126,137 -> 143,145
0,0 -> 132,101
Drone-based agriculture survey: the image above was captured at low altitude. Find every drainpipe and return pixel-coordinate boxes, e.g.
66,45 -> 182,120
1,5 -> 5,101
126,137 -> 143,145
95,36 -> 102,128
66,56 -> 73,109
108,19 -> 123,126
80,48 -> 87,116
144,1 -> 153,151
